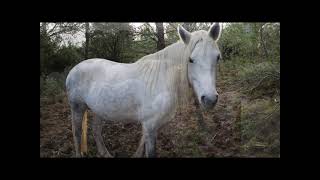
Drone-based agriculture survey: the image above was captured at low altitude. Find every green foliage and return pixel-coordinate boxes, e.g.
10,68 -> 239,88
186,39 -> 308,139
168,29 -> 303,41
261,23 -> 280,61
219,23 -> 280,62
40,33 -> 58,75
217,23 -> 280,157
219,23 -> 259,60
40,74 -> 64,97
40,25 -> 83,75
165,23 -> 180,45
132,23 -> 158,56
219,22 -> 280,98
40,69 -> 70,104
89,23 -> 134,63
237,61 -> 280,98
47,45 -> 82,73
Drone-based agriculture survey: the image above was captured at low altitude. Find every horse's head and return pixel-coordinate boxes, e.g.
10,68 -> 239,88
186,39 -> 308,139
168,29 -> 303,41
178,23 -> 221,110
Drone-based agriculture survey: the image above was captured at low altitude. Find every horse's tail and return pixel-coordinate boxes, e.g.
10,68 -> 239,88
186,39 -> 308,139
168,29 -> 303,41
80,110 -> 88,156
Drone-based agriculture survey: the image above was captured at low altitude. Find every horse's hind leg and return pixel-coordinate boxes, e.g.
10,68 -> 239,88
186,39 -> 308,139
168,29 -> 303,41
70,102 -> 87,157
92,115 -> 113,158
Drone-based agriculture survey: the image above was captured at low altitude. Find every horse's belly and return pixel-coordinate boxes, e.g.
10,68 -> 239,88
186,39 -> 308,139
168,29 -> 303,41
85,79 -> 145,122
98,108 -> 140,122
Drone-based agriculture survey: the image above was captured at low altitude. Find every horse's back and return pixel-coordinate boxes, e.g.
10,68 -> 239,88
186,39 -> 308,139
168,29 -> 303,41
66,59 -> 118,102
66,58 -> 117,88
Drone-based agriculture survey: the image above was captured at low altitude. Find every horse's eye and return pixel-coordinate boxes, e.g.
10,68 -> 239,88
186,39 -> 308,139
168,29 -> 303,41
189,58 -> 194,63
217,54 -> 221,61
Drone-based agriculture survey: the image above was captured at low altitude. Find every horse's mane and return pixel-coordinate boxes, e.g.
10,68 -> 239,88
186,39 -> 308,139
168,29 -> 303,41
135,31 -> 207,110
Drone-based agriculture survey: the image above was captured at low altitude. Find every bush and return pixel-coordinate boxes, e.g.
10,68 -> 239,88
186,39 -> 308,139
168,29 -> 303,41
219,56 -> 280,157
219,23 -> 260,60
47,45 -> 82,73
40,30 -> 82,75
237,61 -> 280,98
40,69 -> 70,100
41,76 -> 63,97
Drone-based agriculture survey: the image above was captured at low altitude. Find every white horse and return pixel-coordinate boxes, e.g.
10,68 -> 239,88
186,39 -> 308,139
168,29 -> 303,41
66,23 -> 222,157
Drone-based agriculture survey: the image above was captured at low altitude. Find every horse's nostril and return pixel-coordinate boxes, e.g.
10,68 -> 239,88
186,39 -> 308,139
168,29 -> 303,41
201,95 -> 218,107
201,96 -> 206,103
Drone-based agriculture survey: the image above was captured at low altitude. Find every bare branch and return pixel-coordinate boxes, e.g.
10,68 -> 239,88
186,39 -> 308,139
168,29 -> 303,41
47,23 -> 57,35
47,23 -> 81,38
145,23 -> 156,33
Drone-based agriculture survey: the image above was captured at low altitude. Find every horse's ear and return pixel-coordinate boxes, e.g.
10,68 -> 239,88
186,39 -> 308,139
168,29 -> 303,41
178,25 -> 191,44
208,23 -> 221,41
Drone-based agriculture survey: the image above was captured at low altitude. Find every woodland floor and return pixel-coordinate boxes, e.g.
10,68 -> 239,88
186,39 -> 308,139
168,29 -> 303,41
40,71 -> 278,158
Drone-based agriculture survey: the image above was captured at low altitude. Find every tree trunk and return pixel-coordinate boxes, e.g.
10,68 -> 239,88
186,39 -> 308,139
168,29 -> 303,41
260,23 -> 269,61
85,23 -> 90,59
155,23 -> 165,50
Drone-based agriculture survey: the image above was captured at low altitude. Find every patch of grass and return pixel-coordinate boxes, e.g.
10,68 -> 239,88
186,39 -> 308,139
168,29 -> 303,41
236,98 -> 280,157
168,128 -> 207,157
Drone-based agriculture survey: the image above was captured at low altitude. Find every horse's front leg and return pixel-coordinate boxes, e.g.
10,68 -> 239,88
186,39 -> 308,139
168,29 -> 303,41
133,134 -> 145,158
140,91 -> 171,158
143,123 -> 157,158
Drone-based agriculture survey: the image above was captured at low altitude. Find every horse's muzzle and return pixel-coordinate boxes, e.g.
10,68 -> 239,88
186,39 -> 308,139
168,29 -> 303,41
201,95 -> 218,109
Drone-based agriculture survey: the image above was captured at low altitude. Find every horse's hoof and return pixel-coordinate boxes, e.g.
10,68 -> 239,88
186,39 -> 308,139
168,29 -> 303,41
73,153 -> 82,158
132,153 -> 144,158
100,152 -> 113,158
81,152 -> 88,157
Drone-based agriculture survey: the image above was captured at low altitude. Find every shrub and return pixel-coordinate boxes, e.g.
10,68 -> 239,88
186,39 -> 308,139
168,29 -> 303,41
47,46 -> 82,73
40,69 -> 70,97
237,61 -> 280,98
41,76 -> 63,97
